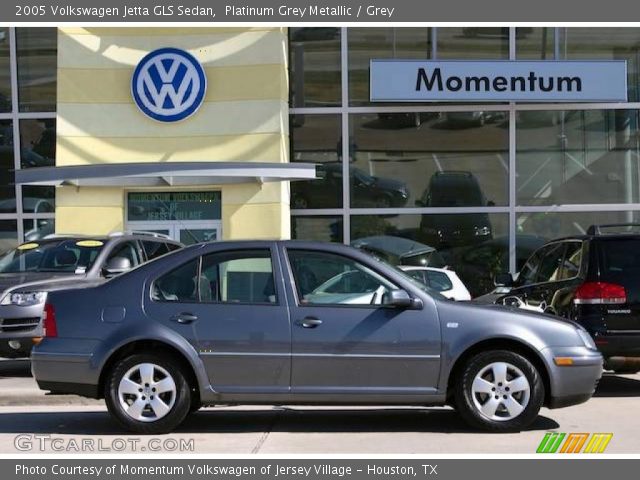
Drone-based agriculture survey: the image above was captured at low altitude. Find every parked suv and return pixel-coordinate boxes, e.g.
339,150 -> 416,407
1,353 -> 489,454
0,231 -> 182,358
32,241 -> 601,434
476,224 -> 640,373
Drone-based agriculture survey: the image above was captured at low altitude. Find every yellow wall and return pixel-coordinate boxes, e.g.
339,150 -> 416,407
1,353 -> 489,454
56,27 -> 290,240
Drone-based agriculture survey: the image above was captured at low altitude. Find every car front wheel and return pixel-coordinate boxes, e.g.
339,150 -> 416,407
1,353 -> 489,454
105,353 -> 191,434
454,350 -> 544,432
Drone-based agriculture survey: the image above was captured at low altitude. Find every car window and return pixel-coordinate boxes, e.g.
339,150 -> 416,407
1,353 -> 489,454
518,249 -> 543,286
141,240 -> 170,261
152,258 -> 199,302
558,242 -> 583,280
406,269 -> 427,285
200,250 -> 276,304
427,271 -> 453,291
106,241 -> 142,268
288,250 -> 397,306
166,242 -> 181,252
536,243 -> 566,283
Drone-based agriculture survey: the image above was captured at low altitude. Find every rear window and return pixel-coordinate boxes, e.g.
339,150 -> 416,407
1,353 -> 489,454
599,239 -> 640,276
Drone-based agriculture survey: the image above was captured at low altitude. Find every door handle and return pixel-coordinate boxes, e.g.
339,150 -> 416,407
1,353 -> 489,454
296,317 -> 323,328
170,312 -> 198,324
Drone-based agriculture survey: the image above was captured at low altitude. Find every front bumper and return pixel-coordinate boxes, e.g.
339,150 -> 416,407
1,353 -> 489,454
0,304 -> 44,357
540,346 -> 603,409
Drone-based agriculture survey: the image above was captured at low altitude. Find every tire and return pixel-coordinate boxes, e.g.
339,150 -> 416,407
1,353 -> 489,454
612,367 -> 640,375
375,195 -> 392,208
454,350 -> 544,432
104,353 -> 192,434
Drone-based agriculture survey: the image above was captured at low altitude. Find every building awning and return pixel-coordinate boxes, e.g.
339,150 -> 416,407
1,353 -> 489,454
15,162 -> 317,187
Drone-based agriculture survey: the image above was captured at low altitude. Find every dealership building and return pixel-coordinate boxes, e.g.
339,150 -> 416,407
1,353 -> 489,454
1,27 -> 640,295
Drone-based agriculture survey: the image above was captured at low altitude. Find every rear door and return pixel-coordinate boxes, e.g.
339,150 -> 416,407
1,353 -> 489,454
597,238 -> 640,331
145,247 -> 291,393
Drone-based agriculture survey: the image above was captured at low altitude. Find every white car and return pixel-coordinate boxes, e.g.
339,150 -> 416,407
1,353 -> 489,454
399,266 -> 471,301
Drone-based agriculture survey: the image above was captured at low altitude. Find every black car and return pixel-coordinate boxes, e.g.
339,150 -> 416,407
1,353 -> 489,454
416,171 -> 494,248
291,163 -> 409,209
477,224 -> 640,373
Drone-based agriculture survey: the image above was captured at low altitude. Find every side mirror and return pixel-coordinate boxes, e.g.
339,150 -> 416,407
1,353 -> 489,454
103,256 -> 132,277
383,289 -> 422,309
494,272 -> 514,287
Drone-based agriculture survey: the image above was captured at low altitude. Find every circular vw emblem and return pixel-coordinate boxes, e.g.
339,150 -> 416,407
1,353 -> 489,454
132,48 -> 207,122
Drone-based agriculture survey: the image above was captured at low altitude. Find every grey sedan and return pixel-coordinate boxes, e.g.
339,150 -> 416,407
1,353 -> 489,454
31,241 -> 602,434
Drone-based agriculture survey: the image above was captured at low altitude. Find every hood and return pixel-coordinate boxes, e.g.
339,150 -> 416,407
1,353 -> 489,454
0,272 -> 103,296
372,176 -> 407,192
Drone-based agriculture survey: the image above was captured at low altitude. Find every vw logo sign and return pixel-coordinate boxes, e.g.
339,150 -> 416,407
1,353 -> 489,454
132,48 -> 207,122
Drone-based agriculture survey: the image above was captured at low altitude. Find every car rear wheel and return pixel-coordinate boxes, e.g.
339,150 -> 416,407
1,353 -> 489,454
454,350 -> 544,432
105,353 -> 191,434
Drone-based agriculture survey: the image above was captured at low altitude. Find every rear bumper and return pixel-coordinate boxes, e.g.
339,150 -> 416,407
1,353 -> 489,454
31,342 -> 101,398
540,346 -> 603,409
593,332 -> 640,358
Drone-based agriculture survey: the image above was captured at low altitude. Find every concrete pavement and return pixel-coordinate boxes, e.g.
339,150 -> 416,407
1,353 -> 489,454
1,358 -> 639,453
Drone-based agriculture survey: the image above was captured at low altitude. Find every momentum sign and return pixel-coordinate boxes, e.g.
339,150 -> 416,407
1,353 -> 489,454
370,60 -> 627,102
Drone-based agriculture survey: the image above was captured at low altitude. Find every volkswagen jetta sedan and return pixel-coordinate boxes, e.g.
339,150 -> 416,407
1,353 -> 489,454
32,241 -> 602,434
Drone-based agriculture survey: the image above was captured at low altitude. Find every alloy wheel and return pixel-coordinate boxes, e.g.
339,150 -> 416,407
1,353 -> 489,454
471,361 -> 531,421
117,363 -> 177,422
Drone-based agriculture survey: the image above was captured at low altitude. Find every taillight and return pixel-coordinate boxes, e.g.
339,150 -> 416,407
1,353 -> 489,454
42,303 -> 57,338
574,282 -> 627,305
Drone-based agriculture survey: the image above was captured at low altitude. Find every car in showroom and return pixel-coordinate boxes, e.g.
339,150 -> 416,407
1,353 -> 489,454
0,232 -> 182,358
398,265 -> 472,301
416,171 -> 494,249
32,240 -> 602,434
291,163 -> 409,209
476,224 -> 640,374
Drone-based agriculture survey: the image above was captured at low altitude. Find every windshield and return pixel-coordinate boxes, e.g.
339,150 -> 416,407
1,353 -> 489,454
0,239 -> 105,274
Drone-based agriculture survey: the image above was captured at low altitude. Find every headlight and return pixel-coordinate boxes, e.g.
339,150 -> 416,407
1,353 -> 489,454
577,328 -> 597,351
474,226 -> 492,236
0,291 -> 47,306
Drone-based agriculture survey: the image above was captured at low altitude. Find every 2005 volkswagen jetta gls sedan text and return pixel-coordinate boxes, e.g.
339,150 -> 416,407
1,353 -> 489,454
31,241 -> 602,434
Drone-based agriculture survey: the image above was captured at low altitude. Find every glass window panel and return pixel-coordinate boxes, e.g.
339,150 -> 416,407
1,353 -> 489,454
290,114 -> 342,209
350,213 -> 508,297
350,112 -> 508,208
20,118 -> 55,168
348,28 -> 432,106
291,216 -> 343,243
516,109 -> 640,206
200,250 -> 276,304
289,28 -> 341,107
437,28 -> 509,60
560,28 -> 640,102
516,28 -> 554,59
517,211 -> 640,240
22,186 -> 54,213
0,220 -> 18,254
0,120 -> 15,213
0,28 -> 11,113
23,218 -> 54,242
16,28 -> 57,112
287,249 -> 397,305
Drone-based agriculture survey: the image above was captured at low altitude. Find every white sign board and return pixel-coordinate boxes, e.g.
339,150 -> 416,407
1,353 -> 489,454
370,60 -> 627,102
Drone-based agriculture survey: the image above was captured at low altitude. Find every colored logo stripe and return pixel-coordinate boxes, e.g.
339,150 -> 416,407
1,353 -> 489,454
583,433 -> 613,453
560,433 -> 589,453
537,432 -> 566,453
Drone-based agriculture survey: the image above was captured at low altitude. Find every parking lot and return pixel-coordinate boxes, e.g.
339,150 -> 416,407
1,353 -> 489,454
1,359 -> 638,454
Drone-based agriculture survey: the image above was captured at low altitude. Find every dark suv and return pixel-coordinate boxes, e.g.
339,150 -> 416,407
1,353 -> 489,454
0,231 -> 182,358
477,224 -> 640,373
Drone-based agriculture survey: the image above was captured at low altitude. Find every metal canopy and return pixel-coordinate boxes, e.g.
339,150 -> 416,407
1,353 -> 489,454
15,162 -> 317,187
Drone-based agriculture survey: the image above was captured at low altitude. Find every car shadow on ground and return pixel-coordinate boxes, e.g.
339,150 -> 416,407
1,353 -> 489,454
594,373 -> 640,397
0,359 -> 30,378
0,407 -> 559,436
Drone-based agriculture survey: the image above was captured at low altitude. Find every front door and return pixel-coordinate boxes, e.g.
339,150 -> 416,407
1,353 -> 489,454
281,247 -> 441,396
